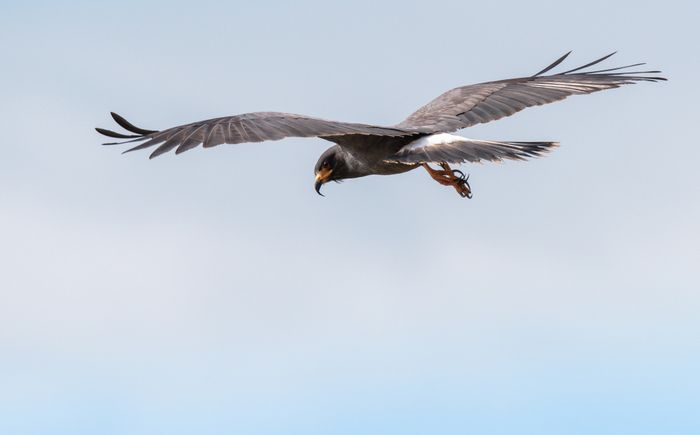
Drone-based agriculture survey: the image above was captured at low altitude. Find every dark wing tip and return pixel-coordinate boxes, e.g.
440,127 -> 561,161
110,112 -> 158,135
534,51 -> 666,82
560,51 -> 618,75
95,127 -> 140,139
532,51 -> 573,77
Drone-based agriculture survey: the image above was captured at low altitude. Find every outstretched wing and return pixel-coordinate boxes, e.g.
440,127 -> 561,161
386,133 -> 558,164
97,112 -> 415,159
396,52 -> 666,133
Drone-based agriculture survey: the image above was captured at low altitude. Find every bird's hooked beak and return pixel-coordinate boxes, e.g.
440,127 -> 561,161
314,167 -> 333,196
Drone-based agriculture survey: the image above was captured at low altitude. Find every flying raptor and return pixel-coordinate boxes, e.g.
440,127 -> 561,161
96,52 -> 665,198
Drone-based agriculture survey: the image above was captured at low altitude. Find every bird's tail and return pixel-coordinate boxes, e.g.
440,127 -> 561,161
387,134 -> 559,164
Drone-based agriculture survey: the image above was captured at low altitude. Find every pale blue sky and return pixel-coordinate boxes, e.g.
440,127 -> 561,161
1,1 -> 698,434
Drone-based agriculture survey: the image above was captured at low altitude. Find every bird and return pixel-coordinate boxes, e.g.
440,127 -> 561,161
96,52 -> 665,198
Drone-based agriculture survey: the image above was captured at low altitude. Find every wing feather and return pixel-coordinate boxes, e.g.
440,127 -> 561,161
97,112 -> 416,158
150,130 -> 189,158
396,52 -> 666,133
203,123 -> 227,148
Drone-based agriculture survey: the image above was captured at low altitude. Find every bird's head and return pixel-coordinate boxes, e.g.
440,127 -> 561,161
314,146 -> 348,196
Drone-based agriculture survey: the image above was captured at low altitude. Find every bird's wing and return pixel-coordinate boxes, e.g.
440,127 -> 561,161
96,112 -> 415,159
395,52 -> 666,133
386,134 -> 558,164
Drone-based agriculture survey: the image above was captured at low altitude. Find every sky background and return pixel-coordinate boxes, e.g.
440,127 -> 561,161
1,1 -> 698,434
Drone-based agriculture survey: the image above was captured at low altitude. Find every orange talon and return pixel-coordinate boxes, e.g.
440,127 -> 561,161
422,163 -> 472,198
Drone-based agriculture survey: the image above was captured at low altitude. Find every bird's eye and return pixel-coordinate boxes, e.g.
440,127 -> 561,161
322,161 -> 331,169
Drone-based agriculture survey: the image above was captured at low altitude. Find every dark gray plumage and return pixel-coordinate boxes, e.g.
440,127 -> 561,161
394,52 -> 663,134
97,52 -> 665,197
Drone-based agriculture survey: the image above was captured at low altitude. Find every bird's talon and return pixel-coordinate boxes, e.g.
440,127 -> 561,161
455,173 -> 473,199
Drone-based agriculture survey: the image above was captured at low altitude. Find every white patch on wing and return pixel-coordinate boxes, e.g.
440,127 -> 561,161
403,133 -> 471,152
388,133 -> 559,165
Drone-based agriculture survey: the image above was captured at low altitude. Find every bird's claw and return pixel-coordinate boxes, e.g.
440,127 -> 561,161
451,169 -> 472,199
423,163 -> 473,199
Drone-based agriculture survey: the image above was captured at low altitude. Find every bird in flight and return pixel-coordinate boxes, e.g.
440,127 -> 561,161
97,52 -> 665,198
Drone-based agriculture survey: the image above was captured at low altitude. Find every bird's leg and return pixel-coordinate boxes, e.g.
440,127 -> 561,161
422,163 -> 473,198
422,163 -> 456,186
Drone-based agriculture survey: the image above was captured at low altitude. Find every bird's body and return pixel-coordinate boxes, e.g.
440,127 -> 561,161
319,144 -> 418,178
97,52 -> 665,197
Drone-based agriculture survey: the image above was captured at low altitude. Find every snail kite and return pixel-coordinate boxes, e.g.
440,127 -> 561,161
97,52 -> 665,198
